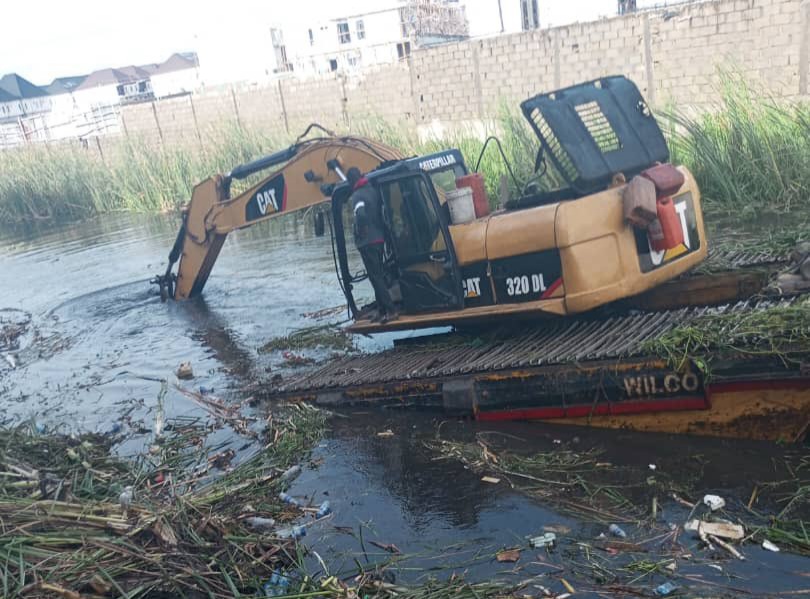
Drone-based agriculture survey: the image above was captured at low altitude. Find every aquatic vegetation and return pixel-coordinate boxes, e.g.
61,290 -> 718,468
643,297 -> 810,375
0,405 -> 326,599
3,77 -> 810,235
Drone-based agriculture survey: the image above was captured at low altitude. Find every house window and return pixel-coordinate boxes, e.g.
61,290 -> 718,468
308,28 -> 314,45
356,20 -> 365,40
337,21 -> 351,44
329,58 -> 339,71
521,0 -> 539,30
347,53 -> 361,68
396,41 -> 411,59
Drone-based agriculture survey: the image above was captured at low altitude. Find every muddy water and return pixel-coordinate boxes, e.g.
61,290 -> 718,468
1,213 -> 809,596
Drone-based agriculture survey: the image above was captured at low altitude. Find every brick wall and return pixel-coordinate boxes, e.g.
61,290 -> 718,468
119,0 -> 810,144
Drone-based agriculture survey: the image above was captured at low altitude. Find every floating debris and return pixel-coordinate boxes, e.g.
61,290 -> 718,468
175,360 -> 194,379
685,519 -> 744,540
529,533 -> 556,548
496,548 -> 521,562
703,494 -> 726,511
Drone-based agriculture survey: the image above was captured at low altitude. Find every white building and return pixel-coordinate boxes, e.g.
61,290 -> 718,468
43,76 -> 91,139
288,0 -> 468,76
0,73 -> 52,144
150,53 -> 201,98
73,67 -> 153,113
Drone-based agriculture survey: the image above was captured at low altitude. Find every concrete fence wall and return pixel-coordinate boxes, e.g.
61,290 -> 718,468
119,0 -> 810,146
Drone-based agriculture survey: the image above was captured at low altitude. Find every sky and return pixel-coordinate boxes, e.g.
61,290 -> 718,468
0,0 -> 660,85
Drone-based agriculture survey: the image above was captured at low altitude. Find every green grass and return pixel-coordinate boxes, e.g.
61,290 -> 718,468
667,73 -> 810,218
642,297 -> 810,376
0,124 -> 283,226
2,77 -> 810,233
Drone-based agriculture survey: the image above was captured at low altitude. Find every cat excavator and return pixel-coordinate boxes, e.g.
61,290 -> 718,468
155,76 -> 708,332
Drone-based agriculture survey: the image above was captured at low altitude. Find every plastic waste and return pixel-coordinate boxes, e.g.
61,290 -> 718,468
244,516 -> 276,531
34,422 -> 46,434
119,486 -> 133,511
762,539 -> 780,552
262,570 -> 290,597
199,386 -> 214,395
654,582 -> 678,596
529,532 -> 556,548
703,494 -> 726,511
276,524 -> 306,540
176,361 -> 193,379
316,500 -> 331,518
609,524 -> 628,538
685,519 -> 743,540
108,422 -> 122,435
280,465 -> 301,481
279,492 -> 301,507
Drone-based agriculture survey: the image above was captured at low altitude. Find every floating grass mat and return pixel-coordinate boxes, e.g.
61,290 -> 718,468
0,405 -> 326,599
429,434 -> 664,524
643,297 -> 810,375
259,323 -> 356,354
0,308 -> 30,353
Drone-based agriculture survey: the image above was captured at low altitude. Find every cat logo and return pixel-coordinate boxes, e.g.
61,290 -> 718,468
245,174 -> 286,222
256,189 -> 279,215
462,277 -> 482,298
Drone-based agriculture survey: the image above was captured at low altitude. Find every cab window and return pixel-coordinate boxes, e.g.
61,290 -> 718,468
380,176 -> 446,262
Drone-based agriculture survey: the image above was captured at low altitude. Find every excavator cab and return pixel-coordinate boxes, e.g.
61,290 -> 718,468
331,151 -> 468,320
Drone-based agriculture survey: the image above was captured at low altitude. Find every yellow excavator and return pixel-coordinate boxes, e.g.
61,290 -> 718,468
155,76 -> 707,332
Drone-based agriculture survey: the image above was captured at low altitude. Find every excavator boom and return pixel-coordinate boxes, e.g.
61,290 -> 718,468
155,126 -> 403,301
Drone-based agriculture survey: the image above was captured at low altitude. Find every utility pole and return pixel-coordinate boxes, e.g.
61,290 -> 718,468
497,0 -> 505,32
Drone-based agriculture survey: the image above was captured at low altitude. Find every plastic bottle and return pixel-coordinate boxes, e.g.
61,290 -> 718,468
276,524 -> 306,540
609,524 -> 628,538
316,500 -> 331,518
279,492 -> 301,507
262,570 -> 290,597
244,516 -> 276,531
280,465 -> 301,481
654,581 -> 678,596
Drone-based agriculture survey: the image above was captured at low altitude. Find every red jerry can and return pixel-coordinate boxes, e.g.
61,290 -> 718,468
456,173 -> 490,218
649,196 -> 684,252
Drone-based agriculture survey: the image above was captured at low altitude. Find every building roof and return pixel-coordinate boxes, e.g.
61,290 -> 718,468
155,52 -> 199,75
76,68 -> 138,90
118,65 -> 152,80
0,73 -> 48,99
46,75 -> 87,95
0,87 -> 17,103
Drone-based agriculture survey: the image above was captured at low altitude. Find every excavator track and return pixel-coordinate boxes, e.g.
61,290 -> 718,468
260,254 -> 810,442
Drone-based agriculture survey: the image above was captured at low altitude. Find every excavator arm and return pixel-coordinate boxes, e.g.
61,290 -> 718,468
154,125 -> 403,301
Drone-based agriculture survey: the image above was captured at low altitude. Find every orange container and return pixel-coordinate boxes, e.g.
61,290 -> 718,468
650,196 -> 684,251
456,173 -> 490,218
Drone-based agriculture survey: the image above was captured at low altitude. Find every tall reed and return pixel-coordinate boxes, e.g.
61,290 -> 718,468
2,77 -> 809,229
667,73 -> 810,217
